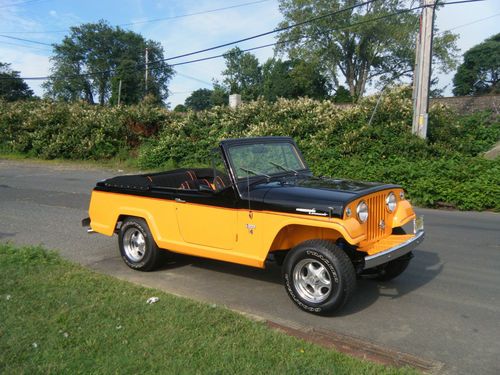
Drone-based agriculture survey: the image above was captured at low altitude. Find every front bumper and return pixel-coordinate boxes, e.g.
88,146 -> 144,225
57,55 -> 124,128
363,230 -> 425,269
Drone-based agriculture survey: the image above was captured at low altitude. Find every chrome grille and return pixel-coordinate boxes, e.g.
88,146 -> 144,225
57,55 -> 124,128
366,193 -> 390,241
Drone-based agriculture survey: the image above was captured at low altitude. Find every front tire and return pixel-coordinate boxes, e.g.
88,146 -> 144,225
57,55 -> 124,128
283,240 -> 356,314
118,217 -> 163,271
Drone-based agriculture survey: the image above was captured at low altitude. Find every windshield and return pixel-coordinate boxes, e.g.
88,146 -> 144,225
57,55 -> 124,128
227,142 -> 306,180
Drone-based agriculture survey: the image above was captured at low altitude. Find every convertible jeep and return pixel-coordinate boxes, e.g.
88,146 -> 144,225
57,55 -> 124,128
83,136 -> 424,314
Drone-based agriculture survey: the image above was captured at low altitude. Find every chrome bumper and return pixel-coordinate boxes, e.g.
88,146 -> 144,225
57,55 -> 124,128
363,230 -> 425,269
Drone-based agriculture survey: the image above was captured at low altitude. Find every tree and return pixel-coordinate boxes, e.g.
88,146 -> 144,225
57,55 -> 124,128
43,21 -> 173,105
185,88 -> 213,111
173,104 -> 187,112
183,86 -> 229,111
261,58 -> 330,101
220,47 -> 329,103
222,47 -> 262,101
0,62 -> 34,101
210,83 -> 229,106
275,0 -> 459,98
332,85 -> 353,103
453,33 -> 499,96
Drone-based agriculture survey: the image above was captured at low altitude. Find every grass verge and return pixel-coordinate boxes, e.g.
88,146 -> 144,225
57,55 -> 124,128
0,243 -> 415,374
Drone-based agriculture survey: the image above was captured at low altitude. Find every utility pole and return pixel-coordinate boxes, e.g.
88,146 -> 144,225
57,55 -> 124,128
117,79 -> 122,106
412,0 -> 436,139
145,47 -> 149,95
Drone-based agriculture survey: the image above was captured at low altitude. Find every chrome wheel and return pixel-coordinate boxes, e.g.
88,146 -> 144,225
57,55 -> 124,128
292,258 -> 332,303
123,228 -> 146,262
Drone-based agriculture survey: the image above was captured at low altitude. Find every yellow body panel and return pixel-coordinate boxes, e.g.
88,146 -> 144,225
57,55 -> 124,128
392,200 -> 416,228
176,203 -> 237,250
89,187 -> 416,268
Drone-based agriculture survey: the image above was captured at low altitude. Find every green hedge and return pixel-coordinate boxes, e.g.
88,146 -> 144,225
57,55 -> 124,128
136,87 -> 499,211
0,100 -> 173,159
0,87 -> 498,211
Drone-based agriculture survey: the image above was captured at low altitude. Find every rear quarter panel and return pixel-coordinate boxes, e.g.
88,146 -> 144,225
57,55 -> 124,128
89,190 -> 179,243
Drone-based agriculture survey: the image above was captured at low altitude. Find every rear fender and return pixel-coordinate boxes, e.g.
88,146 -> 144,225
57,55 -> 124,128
88,191 -> 160,241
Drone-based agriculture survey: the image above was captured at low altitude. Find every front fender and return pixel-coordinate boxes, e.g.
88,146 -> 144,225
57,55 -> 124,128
262,212 -> 365,255
392,200 -> 416,228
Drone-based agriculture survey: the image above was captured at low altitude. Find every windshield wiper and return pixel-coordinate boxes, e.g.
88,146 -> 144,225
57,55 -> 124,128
240,167 -> 278,187
240,167 -> 271,178
269,161 -> 298,176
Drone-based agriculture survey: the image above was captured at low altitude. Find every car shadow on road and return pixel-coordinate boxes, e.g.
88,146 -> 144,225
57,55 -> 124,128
335,248 -> 443,316
156,248 -> 443,315
158,252 -> 283,284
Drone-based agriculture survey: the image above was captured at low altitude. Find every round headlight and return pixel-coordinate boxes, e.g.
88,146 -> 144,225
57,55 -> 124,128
356,201 -> 368,223
386,192 -> 397,213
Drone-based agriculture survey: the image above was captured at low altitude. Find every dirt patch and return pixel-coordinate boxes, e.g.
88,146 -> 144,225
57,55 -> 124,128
267,320 -> 444,374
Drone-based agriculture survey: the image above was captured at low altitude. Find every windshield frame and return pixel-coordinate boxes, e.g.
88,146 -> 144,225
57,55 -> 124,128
224,139 -> 310,182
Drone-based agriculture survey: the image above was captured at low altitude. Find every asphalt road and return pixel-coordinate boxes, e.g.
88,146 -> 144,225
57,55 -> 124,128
1,160 -> 499,374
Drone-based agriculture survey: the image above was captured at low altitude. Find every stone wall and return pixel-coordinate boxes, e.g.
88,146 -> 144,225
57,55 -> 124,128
430,95 -> 499,114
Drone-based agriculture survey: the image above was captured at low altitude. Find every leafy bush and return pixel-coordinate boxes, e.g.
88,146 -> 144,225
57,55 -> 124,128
0,100 -> 175,160
136,87 -> 499,211
0,87 -> 498,211
312,156 -> 500,211
137,87 -> 499,168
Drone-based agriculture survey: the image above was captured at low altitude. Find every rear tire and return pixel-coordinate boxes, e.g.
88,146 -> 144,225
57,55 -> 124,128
283,240 -> 356,314
118,217 -> 163,271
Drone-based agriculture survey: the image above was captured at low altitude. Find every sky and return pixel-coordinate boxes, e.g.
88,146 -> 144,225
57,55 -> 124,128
0,0 -> 499,107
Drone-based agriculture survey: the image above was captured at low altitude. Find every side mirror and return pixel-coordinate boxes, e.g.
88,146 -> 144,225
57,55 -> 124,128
198,184 -> 213,193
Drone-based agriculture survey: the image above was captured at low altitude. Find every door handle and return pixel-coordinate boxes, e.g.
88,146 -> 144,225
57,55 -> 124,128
175,198 -> 186,203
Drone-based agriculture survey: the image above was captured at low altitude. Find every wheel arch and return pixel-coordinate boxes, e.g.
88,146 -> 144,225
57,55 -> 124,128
266,217 -> 364,256
269,224 -> 343,253
112,210 -> 161,244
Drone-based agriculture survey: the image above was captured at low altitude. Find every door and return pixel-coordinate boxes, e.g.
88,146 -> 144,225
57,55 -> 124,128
175,189 -> 237,250
174,149 -> 237,250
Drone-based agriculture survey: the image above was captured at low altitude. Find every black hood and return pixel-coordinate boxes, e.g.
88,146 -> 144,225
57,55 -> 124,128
242,176 -> 399,218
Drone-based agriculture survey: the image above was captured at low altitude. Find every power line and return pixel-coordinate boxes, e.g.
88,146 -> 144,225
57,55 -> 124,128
166,1 -> 433,67
1,0 -> 380,80
446,12 -> 500,31
0,40 -> 52,51
120,0 -> 273,27
1,0 -> 485,81
0,34 -> 52,46
0,0 -> 274,34
158,0 -> 486,67
160,0 -> 379,64
176,72 -> 213,86
0,0 -> 379,54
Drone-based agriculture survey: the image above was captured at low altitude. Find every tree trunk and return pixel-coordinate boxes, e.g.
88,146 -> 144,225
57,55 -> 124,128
84,81 -> 94,104
99,83 -> 105,106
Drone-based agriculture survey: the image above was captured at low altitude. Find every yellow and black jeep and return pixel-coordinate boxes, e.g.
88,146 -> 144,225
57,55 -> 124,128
83,136 -> 424,314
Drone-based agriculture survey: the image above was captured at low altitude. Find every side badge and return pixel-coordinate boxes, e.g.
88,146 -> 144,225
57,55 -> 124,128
246,224 -> 256,234
296,208 -> 328,217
